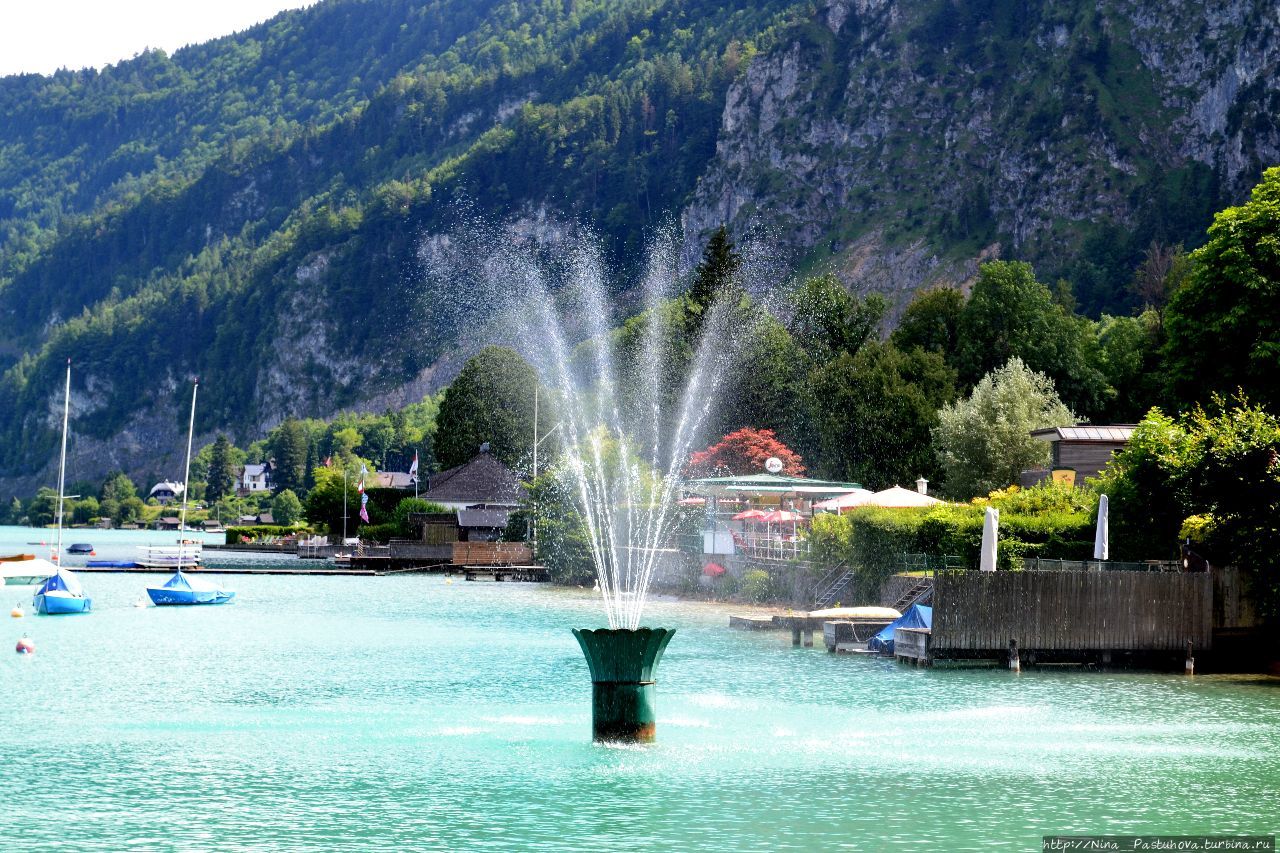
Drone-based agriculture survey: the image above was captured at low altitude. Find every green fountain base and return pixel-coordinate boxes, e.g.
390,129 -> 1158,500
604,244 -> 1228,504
572,627 -> 676,743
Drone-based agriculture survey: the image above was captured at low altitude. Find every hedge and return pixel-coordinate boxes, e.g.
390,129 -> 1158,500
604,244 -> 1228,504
808,503 -> 1094,602
226,524 -> 308,543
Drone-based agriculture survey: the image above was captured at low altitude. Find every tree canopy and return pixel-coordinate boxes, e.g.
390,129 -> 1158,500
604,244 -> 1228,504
434,346 -> 540,471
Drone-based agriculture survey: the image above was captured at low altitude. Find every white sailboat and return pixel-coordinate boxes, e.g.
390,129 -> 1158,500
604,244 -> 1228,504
33,360 -> 92,615
144,380 -> 235,606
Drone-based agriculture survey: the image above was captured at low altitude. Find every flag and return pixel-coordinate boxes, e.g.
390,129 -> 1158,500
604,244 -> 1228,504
357,464 -> 366,494
359,493 -> 370,523
323,456 -> 332,468
408,451 -> 419,479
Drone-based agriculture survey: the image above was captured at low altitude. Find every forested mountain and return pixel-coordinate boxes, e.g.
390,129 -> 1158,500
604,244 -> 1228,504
0,0 -> 1277,495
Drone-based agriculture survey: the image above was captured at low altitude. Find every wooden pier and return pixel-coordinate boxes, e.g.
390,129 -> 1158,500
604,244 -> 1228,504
454,565 -> 549,582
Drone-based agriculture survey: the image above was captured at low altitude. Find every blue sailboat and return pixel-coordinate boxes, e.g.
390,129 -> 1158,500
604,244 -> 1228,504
146,569 -> 235,606
35,360 -> 92,616
143,380 -> 236,607
34,566 -> 92,614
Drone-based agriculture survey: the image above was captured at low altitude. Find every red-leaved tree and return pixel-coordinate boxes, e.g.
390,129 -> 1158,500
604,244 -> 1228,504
685,428 -> 805,478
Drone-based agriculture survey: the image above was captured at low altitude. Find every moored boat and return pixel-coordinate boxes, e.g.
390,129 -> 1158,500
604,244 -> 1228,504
146,570 -> 235,606
34,565 -> 92,614
2,556 -> 53,587
67,543 -> 94,554
141,380 -> 235,607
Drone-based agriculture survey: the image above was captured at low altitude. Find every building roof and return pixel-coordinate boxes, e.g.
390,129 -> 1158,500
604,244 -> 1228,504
1031,425 -> 1137,443
243,463 -> 270,476
457,508 -> 511,529
149,480 -> 185,496
372,472 -> 416,489
421,452 -> 523,505
686,472 -> 863,498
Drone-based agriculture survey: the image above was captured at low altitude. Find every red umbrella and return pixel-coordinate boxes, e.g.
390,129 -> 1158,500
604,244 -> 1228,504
677,496 -> 706,506
733,508 -> 769,521
702,561 -> 727,577
759,510 -> 805,523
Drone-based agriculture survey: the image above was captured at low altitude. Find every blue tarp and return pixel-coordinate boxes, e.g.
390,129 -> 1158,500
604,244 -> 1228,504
868,604 -> 932,654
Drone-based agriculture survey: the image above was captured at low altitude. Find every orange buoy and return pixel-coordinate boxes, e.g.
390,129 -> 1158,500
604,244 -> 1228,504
10,605 -> 23,618
15,636 -> 34,654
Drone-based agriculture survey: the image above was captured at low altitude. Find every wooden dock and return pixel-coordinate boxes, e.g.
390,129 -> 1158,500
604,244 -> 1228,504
73,565 -> 378,576
455,565 -> 549,582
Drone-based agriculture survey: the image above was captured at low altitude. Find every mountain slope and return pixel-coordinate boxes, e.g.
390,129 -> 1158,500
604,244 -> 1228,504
0,0 -> 1277,495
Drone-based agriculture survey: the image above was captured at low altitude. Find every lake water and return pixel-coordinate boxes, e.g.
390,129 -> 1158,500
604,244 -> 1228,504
2,526 -> 1279,850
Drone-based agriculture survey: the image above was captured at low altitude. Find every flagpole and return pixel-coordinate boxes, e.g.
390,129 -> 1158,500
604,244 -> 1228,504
342,464 -> 348,543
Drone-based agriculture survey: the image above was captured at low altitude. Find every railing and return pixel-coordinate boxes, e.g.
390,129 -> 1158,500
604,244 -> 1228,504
812,561 -> 853,608
1021,558 -> 1181,572
734,530 -> 808,561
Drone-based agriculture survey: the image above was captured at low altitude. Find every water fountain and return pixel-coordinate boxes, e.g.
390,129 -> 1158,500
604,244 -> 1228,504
424,223 -> 747,742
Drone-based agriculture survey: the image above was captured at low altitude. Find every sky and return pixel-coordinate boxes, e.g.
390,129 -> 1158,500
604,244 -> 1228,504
0,0 -> 317,77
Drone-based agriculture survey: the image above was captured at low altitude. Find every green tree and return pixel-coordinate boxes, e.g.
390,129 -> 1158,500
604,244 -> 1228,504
891,288 -> 964,355
435,347 -> 539,470
1164,167 -> 1280,410
100,471 -> 137,504
116,496 -> 145,525
810,342 -> 956,488
788,274 -> 885,360
303,466 -> 359,537
689,226 -> 742,311
271,417 -> 309,495
6,497 -> 22,524
934,358 -> 1074,499
206,434 -> 238,502
271,489 -> 303,526
27,487 -> 58,527
955,261 -> 1109,417
72,496 -> 100,525
1092,311 -> 1165,423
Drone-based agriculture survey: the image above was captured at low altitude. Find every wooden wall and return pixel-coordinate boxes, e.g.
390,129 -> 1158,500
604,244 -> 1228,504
1056,442 -> 1126,480
932,571 -> 1212,653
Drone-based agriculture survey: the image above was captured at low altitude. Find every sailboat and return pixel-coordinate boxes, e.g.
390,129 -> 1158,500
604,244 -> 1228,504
34,360 -> 92,615
145,380 -> 235,606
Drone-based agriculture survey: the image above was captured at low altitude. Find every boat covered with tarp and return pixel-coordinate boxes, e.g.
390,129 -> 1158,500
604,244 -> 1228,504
145,570 -> 235,606
2,555 -> 53,587
34,565 -> 93,614
867,604 -> 932,655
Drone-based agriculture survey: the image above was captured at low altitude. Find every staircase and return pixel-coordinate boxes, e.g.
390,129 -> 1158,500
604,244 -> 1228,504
892,577 -> 934,612
813,564 -> 854,609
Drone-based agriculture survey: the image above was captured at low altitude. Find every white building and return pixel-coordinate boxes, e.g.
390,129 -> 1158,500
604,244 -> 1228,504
149,480 -> 185,505
240,462 -> 273,494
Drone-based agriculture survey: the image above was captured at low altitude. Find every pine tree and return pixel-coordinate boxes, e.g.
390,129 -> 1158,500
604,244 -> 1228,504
206,434 -> 237,502
272,418 -> 309,496
688,225 -> 741,312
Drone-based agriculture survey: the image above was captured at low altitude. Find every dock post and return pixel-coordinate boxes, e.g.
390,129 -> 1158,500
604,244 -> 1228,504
802,628 -> 814,648
792,626 -> 802,647
1185,640 -> 1194,676
1008,638 -> 1021,673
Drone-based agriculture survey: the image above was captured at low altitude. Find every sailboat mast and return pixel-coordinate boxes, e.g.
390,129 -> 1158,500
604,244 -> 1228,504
178,380 -> 199,568
55,359 -> 71,561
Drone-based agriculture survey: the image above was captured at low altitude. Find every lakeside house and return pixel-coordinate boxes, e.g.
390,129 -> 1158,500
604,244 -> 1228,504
239,462 -> 273,495
419,450 -> 522,512
1022,424 -> 1136,486
149,480 -> 185,505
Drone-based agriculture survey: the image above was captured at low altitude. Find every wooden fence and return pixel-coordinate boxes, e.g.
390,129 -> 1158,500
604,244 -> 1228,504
932,570 -> 1213,654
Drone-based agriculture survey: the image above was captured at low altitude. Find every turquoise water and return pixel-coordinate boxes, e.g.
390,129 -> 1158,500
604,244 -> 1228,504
3,530 -> 1279,850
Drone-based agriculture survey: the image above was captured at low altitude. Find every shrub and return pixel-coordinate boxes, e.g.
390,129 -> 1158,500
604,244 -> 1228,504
741,569 -> 774,603
226,524 -> 306,543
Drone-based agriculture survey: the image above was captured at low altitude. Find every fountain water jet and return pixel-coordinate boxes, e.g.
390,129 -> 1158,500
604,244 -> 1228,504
423,221 -> 755,741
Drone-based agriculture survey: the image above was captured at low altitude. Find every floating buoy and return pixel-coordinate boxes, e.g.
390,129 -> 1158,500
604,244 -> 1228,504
15,636 -> 34,654
10,604 -> 23,618
445,578 -> 454,585
90,550 -> 97,556
133,597 -> 147,608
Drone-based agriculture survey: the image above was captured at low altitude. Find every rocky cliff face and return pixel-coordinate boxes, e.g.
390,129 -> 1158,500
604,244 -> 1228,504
683,0 -> 1280,311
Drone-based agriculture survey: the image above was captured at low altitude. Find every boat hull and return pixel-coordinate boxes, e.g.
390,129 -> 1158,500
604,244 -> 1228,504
34,592 -> 92,614
146,587 -> 236,606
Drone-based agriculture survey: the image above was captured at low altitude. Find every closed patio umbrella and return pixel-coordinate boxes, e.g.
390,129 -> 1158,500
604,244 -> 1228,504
1094,494 -> 1109,561
980,506 -> 999,572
